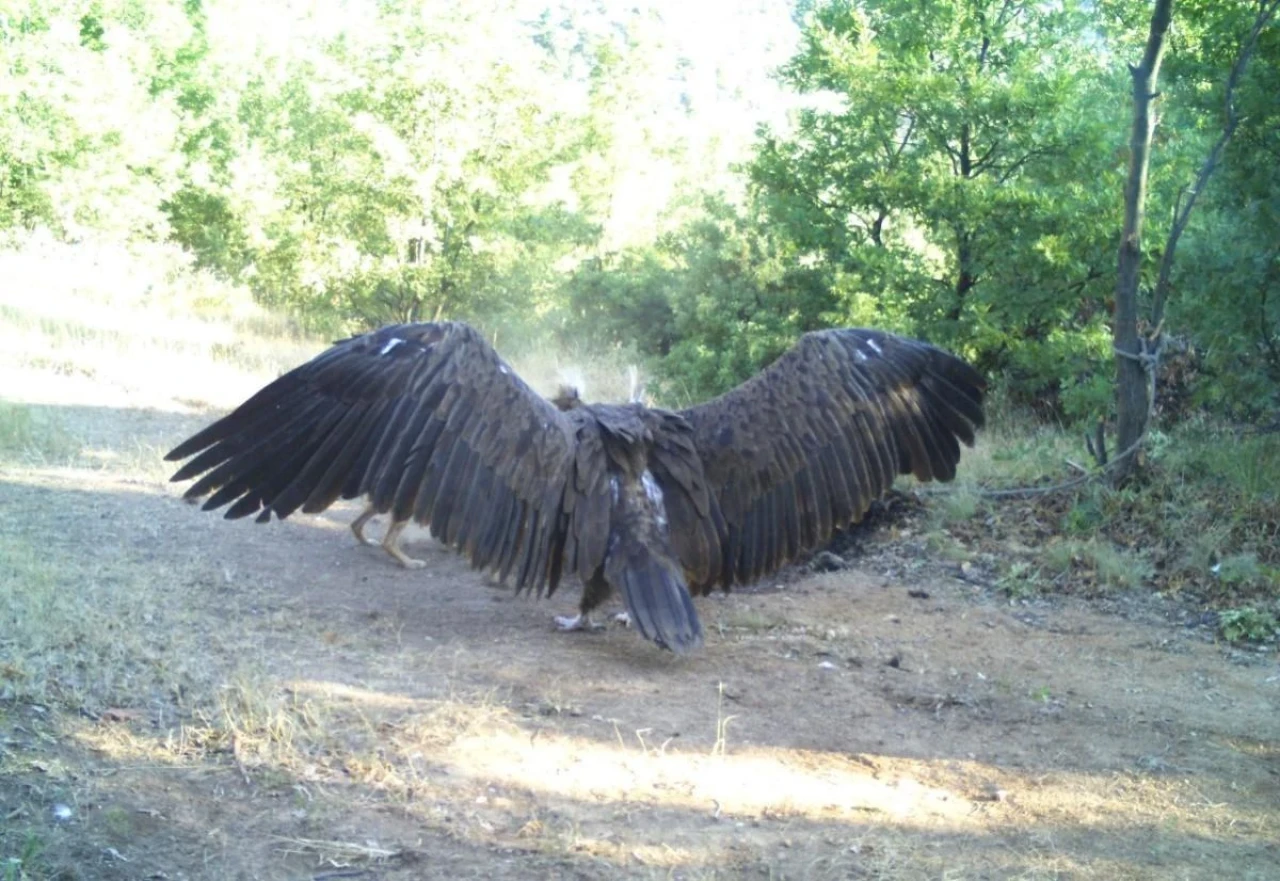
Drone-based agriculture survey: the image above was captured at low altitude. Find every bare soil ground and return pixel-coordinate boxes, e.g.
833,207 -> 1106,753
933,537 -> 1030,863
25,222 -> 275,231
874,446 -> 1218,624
2,400 -> 1278,881
0,260 -> 1277,880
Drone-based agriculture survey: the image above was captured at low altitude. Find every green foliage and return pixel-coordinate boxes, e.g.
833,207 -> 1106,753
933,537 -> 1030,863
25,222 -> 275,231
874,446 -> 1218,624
1218,606 -> 1279,645
0,0 -> 1276,423
1215,552 -> 1278,591
1041,537 -> 1155,592
1,831 -> 48,881
562,195 -> 838,403
1139,0 -> 1280,418
749,0 -> 1123,408
0,0 -> 188,238
1062,496 -> 1104,537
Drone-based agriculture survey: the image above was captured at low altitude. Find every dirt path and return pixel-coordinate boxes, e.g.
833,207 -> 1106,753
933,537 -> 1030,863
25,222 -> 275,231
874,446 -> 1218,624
4,434 -> 1279,879
0,396 -> 1269,875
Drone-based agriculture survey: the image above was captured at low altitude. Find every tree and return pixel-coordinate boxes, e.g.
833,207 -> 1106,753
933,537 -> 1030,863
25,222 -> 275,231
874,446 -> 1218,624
1111,0 -> 1173,481
1111,0 -> 1280,480
564,194 -> 836,404
154,0 -> 599,330
0,0 -> 189,239
750,0 -> 1120,410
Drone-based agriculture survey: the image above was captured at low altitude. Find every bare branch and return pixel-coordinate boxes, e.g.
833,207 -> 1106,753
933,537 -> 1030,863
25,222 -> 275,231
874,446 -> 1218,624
969,136 -> 1004,174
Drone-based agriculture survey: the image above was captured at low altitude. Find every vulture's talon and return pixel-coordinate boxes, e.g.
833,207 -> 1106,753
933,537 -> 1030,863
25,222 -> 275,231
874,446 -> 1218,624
554,613 -> 604,632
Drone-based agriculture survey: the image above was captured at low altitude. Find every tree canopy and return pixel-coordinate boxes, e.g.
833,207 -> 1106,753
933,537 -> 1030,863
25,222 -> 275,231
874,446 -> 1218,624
2,0 -> 1276,417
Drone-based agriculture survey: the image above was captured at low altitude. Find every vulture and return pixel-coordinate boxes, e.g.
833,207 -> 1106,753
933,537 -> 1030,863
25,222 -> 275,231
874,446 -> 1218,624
166,321 -> 985,653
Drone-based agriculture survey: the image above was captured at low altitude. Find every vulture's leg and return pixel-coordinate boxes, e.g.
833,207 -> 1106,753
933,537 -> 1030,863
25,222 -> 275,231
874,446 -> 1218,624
381,519 -> 426,569
350,502 -> 379,547
554,572 -> 611,632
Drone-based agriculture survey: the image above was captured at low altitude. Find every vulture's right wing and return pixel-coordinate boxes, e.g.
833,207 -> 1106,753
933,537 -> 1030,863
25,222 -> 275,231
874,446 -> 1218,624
676,329 -> 985,587
166,321 -> 579,594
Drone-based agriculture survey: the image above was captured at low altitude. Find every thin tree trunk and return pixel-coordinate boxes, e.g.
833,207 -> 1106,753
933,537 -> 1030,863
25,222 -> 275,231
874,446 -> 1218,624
1113,0 -> 1278,483
1112,0 -> 1173,484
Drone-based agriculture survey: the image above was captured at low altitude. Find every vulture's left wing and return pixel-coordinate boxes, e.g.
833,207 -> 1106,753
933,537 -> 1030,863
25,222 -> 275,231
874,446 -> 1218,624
671,329 -> 985,588
166,321 -> 579,594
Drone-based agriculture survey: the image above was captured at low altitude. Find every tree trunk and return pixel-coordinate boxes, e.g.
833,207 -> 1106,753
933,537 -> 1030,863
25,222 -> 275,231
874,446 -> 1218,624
1112,0 -> 1173,484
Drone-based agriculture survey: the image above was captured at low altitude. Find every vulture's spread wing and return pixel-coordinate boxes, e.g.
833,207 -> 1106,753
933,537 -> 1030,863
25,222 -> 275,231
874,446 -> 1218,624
166,322 -> 579,594
672,329 -> 985,588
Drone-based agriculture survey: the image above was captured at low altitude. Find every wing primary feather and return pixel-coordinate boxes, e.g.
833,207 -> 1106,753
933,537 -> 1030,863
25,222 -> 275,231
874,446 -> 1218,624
192,401 -> 345,513
360,390 -> 433,500
302,398 -> 394,513
391,415 -> 446,522
269,401 -> 373,518
171,395 -> 325,485
436,443 -> 479,546
452,456 -> 494,556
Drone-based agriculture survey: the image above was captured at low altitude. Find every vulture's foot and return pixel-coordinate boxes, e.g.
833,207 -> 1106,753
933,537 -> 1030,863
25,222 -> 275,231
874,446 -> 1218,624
391,553 -> 427,570
381,520 -> 426,569
613,611 -> 631,628
554,613 -> 606,633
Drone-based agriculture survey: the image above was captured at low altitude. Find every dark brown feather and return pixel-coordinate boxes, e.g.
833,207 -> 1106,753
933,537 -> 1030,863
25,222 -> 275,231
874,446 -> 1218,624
166,322 -> 580,598
673,328 -> 985,588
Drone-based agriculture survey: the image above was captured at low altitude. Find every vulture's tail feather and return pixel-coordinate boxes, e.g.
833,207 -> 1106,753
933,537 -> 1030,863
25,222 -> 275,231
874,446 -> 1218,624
605,543 -> 703,654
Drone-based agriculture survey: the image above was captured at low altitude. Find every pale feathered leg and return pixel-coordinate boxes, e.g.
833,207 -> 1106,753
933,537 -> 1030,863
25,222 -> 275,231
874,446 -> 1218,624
381,519 -> 426,569
350,502 -> 379,546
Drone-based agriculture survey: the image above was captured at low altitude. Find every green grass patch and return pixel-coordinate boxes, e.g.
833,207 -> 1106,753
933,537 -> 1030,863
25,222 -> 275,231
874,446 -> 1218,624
1,831 -> 51,881
946,417 -> 1278,607
0,508 -> 219,711
0,402 -> 80,464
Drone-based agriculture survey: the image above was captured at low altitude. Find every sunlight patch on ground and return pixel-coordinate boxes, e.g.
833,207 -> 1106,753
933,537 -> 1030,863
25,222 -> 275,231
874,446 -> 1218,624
0,467 -> 172,496
69,676 -> 1280,859
438,726 -> 971,825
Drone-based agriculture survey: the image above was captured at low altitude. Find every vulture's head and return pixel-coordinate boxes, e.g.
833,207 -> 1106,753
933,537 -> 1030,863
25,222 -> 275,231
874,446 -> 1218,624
551,384 -> 582,411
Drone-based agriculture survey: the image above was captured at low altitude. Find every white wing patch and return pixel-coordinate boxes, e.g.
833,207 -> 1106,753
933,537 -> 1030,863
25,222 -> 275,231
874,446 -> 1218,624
379,337 -> 405,356
865,338 -> 882,354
